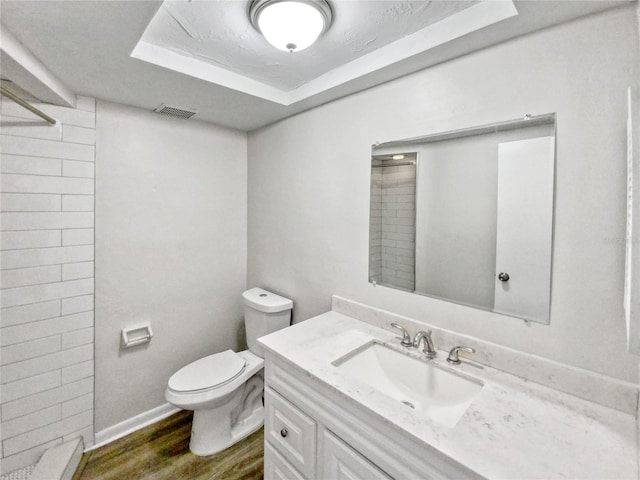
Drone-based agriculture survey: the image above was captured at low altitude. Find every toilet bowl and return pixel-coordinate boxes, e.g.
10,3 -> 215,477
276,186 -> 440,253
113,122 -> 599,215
165,288 -> 292,456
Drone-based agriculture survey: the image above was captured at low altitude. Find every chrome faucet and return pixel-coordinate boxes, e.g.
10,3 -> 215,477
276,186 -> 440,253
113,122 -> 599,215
390,323 -> 413,347
413,331 -> 436,358
447,346 -> 476,365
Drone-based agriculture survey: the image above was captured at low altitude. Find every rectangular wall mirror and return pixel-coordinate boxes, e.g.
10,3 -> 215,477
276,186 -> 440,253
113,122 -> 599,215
369,114 -> 556,324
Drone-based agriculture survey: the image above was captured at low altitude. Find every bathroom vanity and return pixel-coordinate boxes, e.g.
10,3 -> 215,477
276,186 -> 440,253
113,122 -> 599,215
258,298 -> 639,480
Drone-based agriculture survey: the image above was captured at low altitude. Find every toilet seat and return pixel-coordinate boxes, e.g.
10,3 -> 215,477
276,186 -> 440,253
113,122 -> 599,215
165,350 -> 265,411
168,350 -> 246,393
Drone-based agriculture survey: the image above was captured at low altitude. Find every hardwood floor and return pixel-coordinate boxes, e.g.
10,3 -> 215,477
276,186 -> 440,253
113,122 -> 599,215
73,411 -> 264,480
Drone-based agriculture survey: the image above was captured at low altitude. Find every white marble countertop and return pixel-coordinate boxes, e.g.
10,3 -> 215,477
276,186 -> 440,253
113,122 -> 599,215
259,311 -> 639,480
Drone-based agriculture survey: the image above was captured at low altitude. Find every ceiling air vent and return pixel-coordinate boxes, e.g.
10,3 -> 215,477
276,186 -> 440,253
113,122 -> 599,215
153,104 -> 197,119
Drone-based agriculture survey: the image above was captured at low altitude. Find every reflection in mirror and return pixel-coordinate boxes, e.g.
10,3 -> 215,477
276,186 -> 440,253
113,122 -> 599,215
369,114 -> 556,324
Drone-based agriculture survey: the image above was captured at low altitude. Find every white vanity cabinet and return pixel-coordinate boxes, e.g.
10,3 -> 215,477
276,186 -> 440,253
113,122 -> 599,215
263,353 -> 481,480
321,430 -> 392,480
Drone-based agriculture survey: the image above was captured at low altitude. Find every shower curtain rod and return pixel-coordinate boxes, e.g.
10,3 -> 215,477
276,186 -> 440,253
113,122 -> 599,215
372,161 -> 416,168
0,87 -> 57,125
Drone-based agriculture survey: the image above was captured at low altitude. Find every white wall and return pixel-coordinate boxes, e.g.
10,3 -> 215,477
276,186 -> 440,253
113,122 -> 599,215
0,96 -> 96,473
248,7 -> 640,383
94,101 -> 247,431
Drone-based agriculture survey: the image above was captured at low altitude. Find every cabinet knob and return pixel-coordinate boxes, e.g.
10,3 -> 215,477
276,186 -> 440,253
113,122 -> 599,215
280,428 -> 288,438
498,272 -> 510,282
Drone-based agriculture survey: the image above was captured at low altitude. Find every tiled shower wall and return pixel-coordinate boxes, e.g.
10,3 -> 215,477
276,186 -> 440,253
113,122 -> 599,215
368,168 -> 382,283
378,164 -> 416,291
0,96 -> 95,473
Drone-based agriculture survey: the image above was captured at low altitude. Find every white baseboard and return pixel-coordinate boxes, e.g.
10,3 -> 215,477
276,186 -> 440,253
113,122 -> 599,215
91,403 -> 181,450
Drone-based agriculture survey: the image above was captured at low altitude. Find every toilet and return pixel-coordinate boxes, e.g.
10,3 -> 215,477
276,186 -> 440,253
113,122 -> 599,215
165,288 -> 293,456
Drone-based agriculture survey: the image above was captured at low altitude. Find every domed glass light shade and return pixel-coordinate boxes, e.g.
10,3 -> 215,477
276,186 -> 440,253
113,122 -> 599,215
250,0 -> 333,53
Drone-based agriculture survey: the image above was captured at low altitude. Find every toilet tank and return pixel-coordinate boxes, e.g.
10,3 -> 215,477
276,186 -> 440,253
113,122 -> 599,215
242,288 -> 293,357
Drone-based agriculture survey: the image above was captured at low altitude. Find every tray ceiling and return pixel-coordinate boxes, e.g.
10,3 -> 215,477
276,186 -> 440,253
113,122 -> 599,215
0,0 -> 631,130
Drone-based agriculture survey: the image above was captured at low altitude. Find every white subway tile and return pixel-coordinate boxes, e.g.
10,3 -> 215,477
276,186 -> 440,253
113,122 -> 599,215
396,194 -> 415,203
1,278 -> 94,309
1,212 -> 93,231
0,115 -> 62,141
1,193 -> 61,212
61,327 -> 92,350
386,187 -> 415,195
396,268 -> 415,279
394,262 -> 414,274
1,371 -> 61,403
2,418 -> 60,456
62,161 -> 94,178
0,136 -> 94,162
0,439 -> 61,475
61,394 -> 92,419
396,217 -> 415,226
1,311 -> 93,347
1,343 -> 92,383
1,100 -> 95,129
1,300 -> 60,327
62,195 -> 94,212
0,230 -> 61,251
1,405 -> 60,440
1,378 -> 93,421
61,262 -> 93,281
59,410 -> 92,438
63,425 -> 93,447
1,245 -> 93,269
1,335 -> 61,364
381,268 -> 397,278
74,97 -> 95,113
1,155 -> 61,176
61,294 -> 93,315
382,246 -> 411,257
396,255 -> 414,266
61,360 -> 93,384
1,265 -> 61,289
62,125 -> 95,145
393,278 -> 414,290
396,225 -> 415,234
61,229 -> 93,246
1,174 -> 93,194
383,232 -> 413,241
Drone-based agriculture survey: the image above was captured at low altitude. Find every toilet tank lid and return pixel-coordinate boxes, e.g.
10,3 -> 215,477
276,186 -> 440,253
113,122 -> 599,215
242,288 -> 293,313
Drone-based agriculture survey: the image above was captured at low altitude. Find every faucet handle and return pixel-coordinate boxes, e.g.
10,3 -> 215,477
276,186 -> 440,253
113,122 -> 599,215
390,323 -> 413,347
447,346 -> 475,365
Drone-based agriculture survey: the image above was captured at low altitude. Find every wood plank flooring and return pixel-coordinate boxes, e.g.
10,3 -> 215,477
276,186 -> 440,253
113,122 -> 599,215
73,411 -> 263,480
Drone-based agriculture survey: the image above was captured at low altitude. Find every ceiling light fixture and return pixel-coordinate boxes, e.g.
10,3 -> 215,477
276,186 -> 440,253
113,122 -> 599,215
249,0 -> 333,53
392,155 -> 406,160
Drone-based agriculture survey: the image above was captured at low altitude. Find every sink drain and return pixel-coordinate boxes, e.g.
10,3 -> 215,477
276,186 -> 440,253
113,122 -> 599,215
401,400 -> 415,409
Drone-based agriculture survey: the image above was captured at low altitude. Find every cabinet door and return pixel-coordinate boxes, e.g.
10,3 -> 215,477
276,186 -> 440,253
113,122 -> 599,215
265,387 -> 317,479
322,430 -> 392,480
265,441 -> 307,480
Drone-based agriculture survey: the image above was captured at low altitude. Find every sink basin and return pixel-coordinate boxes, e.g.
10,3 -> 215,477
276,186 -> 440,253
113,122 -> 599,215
332,342 -> 483,427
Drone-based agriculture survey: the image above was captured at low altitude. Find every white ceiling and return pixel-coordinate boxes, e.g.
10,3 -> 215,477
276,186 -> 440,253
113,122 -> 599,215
132,0 -> 516,105
0,0 -> 632,131
138,1 -> 479,91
